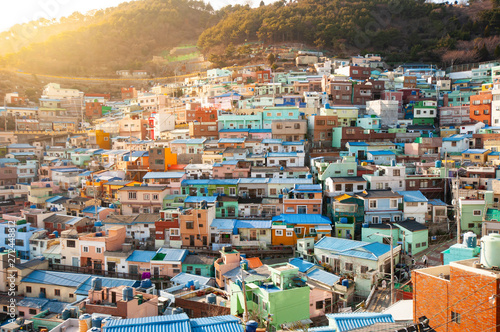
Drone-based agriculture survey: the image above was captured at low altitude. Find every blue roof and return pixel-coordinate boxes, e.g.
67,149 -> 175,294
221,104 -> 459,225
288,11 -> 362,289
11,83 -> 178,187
218,138 -> 246,143
52,168 -> 83,173
282,141 -> 304,146
130,151 -> 148,157
8,144 -> 35,149
103,313 -> 191,332
0,158 -> 19,164
306,269 -> 340,286
429,198 -> 447,206
294,184 -> 322,192
235,220 -> 272,229
288,258 -> 316,273
126,250 -> 157,262
272,214 -> 332,225
262,139 -> 283,144
346,142 -> 368,146
214,92 -> 242,98
462,149 -> 490,154
211,219 -> 236,231
76,277 -> 140,295
182,179 -> 239,186
9,152 -> 36,156
184,196 -> 218,203
219,129 -> 250,133
443,134 -> 472,142
190,316 -> 242,332
143,172 -> 185,179
238,178 -> 269,184
315,237 -> 367,252
267,152 -> 297,157
326,313 -> 395,332
170,272 -> 212,286
21,270 -> 91,287
249,129 -> 272,133
396,190 -> 428,202
17,298 -> 69,313
154,248 -> 188,262
170,138 -> 206,145
368,150 -> 396,156
82,206 -> 108,214
45,195 -> 64,203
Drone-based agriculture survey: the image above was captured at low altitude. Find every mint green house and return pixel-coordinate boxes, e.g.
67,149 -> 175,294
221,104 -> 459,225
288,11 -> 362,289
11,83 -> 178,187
313,156 -> 358,182
230,263 -> 310,328
332,195 -> 365,240
181,179 -> 238,197
362,220 -> 429,255
163,195 -> 187,209
217,196 -> 238,218
182,255 -> 215,277
459,191 -> 493,236
442,242 -> 480,265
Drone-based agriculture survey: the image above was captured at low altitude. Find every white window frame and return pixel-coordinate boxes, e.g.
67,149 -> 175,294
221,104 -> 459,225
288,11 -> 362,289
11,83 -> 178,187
275,229 -> 283,236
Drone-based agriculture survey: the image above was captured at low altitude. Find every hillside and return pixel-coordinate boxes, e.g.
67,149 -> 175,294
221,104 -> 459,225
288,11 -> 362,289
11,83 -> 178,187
0,0 -> 216,76
198,0 -> 500,65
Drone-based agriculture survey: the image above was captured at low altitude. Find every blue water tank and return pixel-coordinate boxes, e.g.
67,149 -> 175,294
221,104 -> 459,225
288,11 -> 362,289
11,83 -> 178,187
140,279 -> 152,288
62,309 -> 71,320
435,160 -> 442,168
95,221 -> 103,227
342,279 -> 349,287
186,280 -> 194,288
95,232 -> 102,237
340,217 -> 348,224
53,231 -> 59,238
46,183 -> 51,187
91,277 -> 102,291
91,316 -> 104,328
206,293 -> 216,304
122,287 -> 134,301
87,327 -> 101,332
172,308 -> 183,315
246,321 -> 259,332
362,223 -> 369,228
240,253 -> 247,258
30,205 -> 37,209
109,204 -> 115,209
50,207 -> 58,212
390,159 -> 397,167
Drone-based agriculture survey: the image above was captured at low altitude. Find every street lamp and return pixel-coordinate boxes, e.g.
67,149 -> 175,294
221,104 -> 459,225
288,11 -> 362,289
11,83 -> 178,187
368,223 -> 394,305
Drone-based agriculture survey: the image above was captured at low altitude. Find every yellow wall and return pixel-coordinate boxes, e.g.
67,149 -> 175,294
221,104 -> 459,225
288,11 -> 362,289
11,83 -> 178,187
165,148 -> 177,168
95,130 -> 111,149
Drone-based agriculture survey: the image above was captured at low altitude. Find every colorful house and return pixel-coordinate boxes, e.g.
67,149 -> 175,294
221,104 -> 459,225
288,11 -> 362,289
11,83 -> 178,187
271,214 -> 332,246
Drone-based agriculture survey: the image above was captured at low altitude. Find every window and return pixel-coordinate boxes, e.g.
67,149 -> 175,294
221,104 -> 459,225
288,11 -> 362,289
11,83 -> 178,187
128,192 -> 137,200
186,222 -> 194,229
26,286 -> 32,293
29,309 -> 37,315
96,248 -> 102,254
67,240 -> 76,248
294,227 -> 302,235
270,188 -> 277,195
286,231 -> 294,237
372,216 -> 379,223
345,263 -> 353,271
40,288 -> 46,295
393,169 -> 400,176
451,311 -> 461,324
143,194 -> 150,200
316,301 -> 324,310
229,187 -> 236,196
347,169 -> 355,175
473,210 -> 482,216
83,247 -> 89,253
369,200 -> 377,208
19,311 -> 24,317
361,266 -> 368,273
275,229 -> 283,236
390,199 -> 398,208
152,194 -> 159,200
55,289 -> 61,296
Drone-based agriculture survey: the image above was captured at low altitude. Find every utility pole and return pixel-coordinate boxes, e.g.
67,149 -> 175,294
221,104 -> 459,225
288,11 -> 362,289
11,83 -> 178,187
456,170 -> 461,244
240,262 -> 249,323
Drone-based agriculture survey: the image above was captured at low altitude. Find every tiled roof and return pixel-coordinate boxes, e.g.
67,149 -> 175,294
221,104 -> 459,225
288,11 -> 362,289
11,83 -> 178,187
326,313 -> 395,332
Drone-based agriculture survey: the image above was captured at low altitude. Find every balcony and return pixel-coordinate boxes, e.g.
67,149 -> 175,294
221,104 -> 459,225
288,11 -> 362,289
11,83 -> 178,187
126,165 -> 149,171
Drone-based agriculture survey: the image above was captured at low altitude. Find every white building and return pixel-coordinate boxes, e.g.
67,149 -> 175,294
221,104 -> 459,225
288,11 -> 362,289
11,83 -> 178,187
366,100 -> 399,127
397,191 -> 429,224
442,134 -> 473,155
42,83 -> 82,99
363,165 -> 406,191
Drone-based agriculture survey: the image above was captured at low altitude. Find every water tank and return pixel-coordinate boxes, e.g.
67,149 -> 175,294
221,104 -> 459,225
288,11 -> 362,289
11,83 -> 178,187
342,279 -> 349,287
122,287 -> 134,301
186,280 -> 194,288
30,205 -> 37,209
480,234 -> 500,268
246,321 -> 259,332
340,217 -> 348,224
91,277 -> 102,291
193,280 -> 200,289
361,162 -> 368,166
95,232 -> 102,237
62,309 -> 71,320
206,293 -> 216,304
79,314 -> 92,332
53,231 -> 59,238
463,231 -> 477,248
390,160 -> 397,167
91,316 -> 104,328
50,207 -> 58,212
140,279 -> 152,289
95,221 -> 103,228
109,204 -> 115,209
435,160 -> 442,168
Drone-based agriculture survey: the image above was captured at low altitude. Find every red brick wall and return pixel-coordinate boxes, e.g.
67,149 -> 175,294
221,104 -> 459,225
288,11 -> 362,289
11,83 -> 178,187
175,298 -> 230,318
413,267 -> 500,332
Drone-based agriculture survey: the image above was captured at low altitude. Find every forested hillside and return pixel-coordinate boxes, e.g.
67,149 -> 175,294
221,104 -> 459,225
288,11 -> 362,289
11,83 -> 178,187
198,0 -> 500,64
0,0 -> 216,76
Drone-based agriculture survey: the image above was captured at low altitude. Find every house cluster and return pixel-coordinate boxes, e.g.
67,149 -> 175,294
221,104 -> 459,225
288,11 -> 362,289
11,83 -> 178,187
2,55 -> 500,331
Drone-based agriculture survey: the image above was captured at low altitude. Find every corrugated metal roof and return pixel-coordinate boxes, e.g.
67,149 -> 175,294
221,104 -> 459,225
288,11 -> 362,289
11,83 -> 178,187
143,172 -> 185,179
154,248 -> 188,262
184,196 -> 218,203
76,277 -> 140,295
306,269 -> 340,286
126,250 -> 157,262
272,214 -> 332,225
211,219 -> 236,231
315,237 -> 367,252
21,270 -> 91,287
396,190 -> 428,202
288,258 -> 316,273
367,150 -> 395,156
235,220 -> 272,229
103,313 -> 190,332
190,315 -> 243,332
326,313 -> 394,332
170,272 -> 212,286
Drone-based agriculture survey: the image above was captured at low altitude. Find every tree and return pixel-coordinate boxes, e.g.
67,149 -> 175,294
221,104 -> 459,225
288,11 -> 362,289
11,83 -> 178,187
495,44 -> 500,58
477,44 -> 490,61
260,0 -> 265,6
225,43 -> 236,59
267,52 -> 276,65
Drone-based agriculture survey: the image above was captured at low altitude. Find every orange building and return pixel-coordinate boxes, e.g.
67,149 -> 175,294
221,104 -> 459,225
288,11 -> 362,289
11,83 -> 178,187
214,248 -> 241,288
86,102 -> 103,119
179,205 -> 215,248
470,91 -> 492,125
79,226 -> 127,271
283,184 -> 323,214
271,214 -> 332,246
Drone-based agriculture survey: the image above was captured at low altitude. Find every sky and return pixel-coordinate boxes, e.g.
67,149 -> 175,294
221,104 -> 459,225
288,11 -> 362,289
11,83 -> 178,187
0,0 -> 276,33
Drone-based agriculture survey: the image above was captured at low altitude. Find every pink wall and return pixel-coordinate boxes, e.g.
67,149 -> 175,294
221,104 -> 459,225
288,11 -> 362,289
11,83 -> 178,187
309,288 -> 335,318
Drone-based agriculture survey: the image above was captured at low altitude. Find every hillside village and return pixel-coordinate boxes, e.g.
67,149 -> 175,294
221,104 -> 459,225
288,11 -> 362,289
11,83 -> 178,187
0,52 -> 499,332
